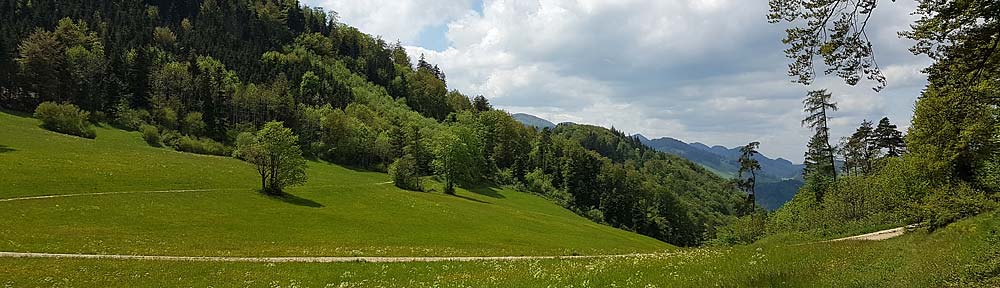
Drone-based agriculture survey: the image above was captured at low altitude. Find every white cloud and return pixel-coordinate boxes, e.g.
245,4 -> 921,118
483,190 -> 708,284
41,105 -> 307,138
305,0 -> 476,43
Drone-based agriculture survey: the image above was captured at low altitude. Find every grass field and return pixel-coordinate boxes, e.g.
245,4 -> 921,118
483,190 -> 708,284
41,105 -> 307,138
0,111 -> 670,257
1,212 -> 996,287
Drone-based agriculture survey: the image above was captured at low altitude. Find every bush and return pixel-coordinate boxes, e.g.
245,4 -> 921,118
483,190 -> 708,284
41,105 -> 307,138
114,105 -> 151,131
389,154 -> 423,191
714,213 -> 768,245
89,111 -> 108,124
922,184 -> 997,230
181,112 -> 206,136
170,136 -> 231,156
33,102 -> 96,139
140,124 -> 161,146
153,107 -> 178,129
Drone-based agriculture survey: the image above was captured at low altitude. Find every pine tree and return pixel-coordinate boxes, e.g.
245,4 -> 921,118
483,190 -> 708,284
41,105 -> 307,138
874,117 -> 905,157
801,89 -> 838,181
738,141 -> 761,210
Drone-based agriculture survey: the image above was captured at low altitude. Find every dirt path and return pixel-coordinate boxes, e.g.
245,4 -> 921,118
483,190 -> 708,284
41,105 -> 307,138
0,251 -> 660,263
0,188 -> 232,202
825,224 -> 920,242
0,183 -> 387,203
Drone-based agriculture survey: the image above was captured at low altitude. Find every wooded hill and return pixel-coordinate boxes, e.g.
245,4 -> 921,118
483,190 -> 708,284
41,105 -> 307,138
0,0 -> 746,246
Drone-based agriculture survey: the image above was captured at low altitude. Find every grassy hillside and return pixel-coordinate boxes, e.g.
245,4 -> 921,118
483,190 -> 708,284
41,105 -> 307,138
2,210 -> 995,286
0,111 -> 671,257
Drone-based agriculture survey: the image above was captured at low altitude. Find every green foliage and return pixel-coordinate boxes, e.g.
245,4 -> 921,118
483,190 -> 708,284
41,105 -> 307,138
713,213 -> 768,245
921,184 -> 997,231
181,112 -> 206,136
431,125 -> 484,194
389,154 -> 422,191
171,136 -> 230,156
140,124 -> 160,147
33,102 -> 95,139
234,121 -> 307,194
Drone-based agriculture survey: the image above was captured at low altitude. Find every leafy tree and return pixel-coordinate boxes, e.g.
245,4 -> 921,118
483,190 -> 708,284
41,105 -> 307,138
233,121 -> 307,195
446,90 -> 473,112
738,141 -> 761,209
16,29 -> 64,108
801,89 -> 838,181
431,125 -> 483,194
150,61 -> 193,115
389,154 -> 422,191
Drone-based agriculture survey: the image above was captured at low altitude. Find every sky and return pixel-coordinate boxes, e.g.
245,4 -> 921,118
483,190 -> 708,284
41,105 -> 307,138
302,0 -> 930,162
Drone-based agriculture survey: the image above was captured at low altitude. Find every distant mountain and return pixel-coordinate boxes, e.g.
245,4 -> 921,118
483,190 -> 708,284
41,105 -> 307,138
637,135 -> 805,210
638,135 -> 804,181
757,179 -> 804,210
511,113 -> 556,129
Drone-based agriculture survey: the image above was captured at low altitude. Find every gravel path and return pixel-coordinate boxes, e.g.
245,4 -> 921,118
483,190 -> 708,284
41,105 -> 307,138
825,224 -> 920,242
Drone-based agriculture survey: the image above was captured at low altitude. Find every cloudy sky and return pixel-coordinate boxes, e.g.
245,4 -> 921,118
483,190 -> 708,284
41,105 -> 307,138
302,0 -> 930,162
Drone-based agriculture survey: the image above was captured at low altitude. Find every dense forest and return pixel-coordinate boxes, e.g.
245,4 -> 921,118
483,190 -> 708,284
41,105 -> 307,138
0,0 -> 747,246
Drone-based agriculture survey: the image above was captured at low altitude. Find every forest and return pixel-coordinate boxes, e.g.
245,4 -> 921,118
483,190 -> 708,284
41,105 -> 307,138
0,0 -> 747,246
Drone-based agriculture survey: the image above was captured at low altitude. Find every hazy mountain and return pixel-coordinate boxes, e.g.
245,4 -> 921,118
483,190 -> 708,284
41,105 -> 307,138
511,113 -> 804,209
639,136 -> 804,181
511,113 -> 557,129
638,135 -> 805,210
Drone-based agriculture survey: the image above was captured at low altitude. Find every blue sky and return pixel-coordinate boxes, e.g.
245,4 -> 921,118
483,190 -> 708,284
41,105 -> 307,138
301,0 -> 929,162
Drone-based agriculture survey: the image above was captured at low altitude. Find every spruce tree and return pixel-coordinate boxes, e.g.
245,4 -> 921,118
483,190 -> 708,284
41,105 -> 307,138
801,89 -> 838,181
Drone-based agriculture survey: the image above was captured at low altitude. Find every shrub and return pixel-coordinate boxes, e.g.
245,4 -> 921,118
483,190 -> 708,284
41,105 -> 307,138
160,130 -> 182,147
181,112 -> 206,136
89,111 -> 108,124
714,213 -> 768,245
171,136 -> 231,156
922,184 -> 997,230
114,105 -> 151,131
153,107 -> 178,129
389,154 -> 423,191
140,124 -> 161,146
33,102 -> 96,139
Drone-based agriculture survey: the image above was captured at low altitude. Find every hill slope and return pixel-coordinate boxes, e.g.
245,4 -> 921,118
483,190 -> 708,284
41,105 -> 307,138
0,111 -> 671,257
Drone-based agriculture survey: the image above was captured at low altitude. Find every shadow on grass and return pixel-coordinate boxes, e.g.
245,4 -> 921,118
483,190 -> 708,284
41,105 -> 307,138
467,185 -> 507,199
453,193 -> 491,204
264,191 -> 324,208
0,145 -> 14,154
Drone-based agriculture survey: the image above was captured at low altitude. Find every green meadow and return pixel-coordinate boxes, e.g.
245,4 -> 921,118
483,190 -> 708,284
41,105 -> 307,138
0,111 -> 669,257
0,212 -> 996,287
